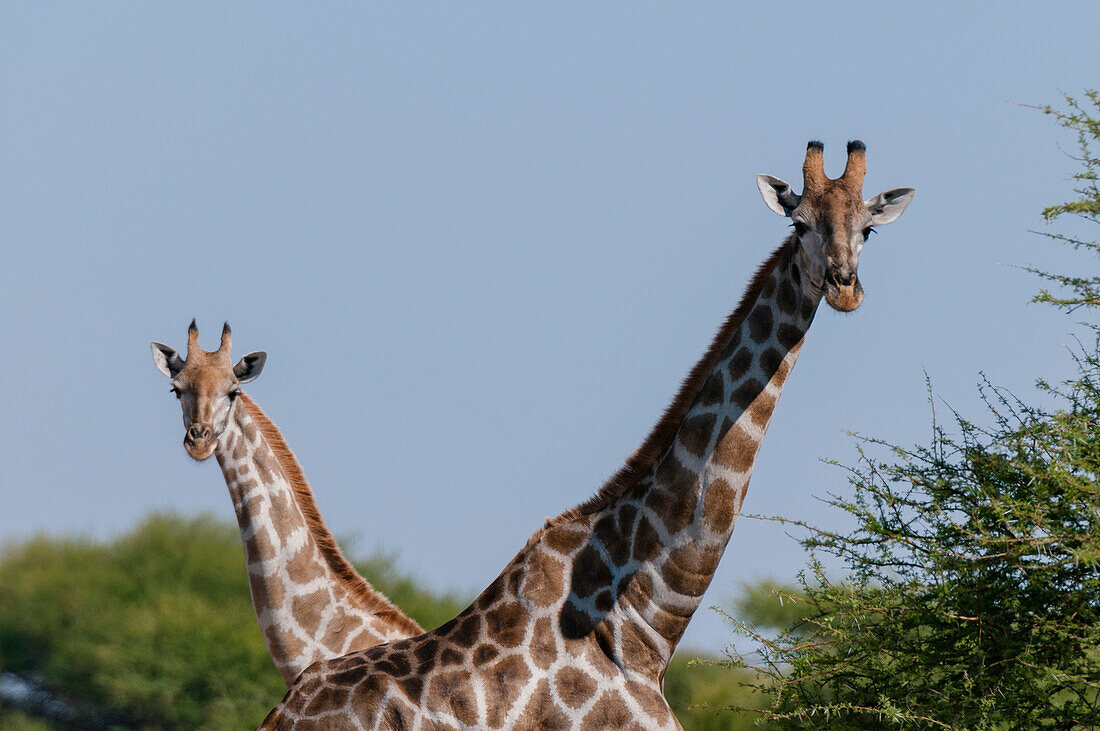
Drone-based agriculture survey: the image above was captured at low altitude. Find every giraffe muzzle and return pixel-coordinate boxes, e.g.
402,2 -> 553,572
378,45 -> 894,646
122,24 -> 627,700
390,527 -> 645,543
184,424 -> 216,460
824,270 -> 864,312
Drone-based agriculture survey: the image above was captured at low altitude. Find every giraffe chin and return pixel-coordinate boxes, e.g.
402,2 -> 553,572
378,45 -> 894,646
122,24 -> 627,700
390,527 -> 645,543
184,439 -> 217,461
825,279 -> 864,312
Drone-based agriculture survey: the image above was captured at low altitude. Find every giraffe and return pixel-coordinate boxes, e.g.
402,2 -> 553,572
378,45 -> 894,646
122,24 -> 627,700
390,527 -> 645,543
150,322 -> 424,686
261,141 -> 915,729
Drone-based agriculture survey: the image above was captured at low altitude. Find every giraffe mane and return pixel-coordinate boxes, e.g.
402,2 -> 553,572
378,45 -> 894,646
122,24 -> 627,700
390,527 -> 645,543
238,394 -> 425,639
548,236 -> 796,525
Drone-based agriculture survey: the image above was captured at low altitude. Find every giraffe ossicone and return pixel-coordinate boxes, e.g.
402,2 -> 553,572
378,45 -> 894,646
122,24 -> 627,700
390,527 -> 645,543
262,141 -> 914,728
151,321 -> 423,686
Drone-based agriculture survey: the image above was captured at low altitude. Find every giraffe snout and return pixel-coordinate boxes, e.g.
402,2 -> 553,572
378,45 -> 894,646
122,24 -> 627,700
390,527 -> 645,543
183,423 -> 217,460
187,424 -> 212,442
825,267 -> 855,288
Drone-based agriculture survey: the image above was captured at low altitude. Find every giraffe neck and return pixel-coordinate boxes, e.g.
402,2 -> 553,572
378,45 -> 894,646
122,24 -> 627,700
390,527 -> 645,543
559,238 -> 820,678
256,239 -> 827,729
214,394 -> 423,685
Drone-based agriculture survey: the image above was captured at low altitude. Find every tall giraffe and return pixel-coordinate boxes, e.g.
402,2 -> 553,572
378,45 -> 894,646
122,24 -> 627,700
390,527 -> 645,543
261,141 -> 915,728
150,322 -> 423,685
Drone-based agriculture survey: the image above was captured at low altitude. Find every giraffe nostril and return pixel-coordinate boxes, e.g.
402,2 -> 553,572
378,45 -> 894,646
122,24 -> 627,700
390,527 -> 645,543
827,269 -> 854,287
187,424 -> 211,441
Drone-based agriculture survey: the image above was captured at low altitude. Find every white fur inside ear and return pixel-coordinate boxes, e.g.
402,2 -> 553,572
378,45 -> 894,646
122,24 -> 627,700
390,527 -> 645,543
151,342 -> 183,378
757,174 -> 801,217
866,187 -> 915,225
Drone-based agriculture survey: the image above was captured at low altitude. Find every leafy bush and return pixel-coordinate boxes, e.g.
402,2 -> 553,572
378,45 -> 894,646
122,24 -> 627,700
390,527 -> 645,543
0,514 -> 464,728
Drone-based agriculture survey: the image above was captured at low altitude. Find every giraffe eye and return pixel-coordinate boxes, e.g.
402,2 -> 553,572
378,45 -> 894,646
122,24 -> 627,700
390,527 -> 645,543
169,386 -> 181,399
228,390 -> 240,401
793,221 -> 808,235
863,226 -> 875,239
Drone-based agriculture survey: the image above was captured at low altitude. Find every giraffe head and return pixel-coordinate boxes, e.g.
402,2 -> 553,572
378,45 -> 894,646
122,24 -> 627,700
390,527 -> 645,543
150,321 -> 267,461
757,140 -> 914,312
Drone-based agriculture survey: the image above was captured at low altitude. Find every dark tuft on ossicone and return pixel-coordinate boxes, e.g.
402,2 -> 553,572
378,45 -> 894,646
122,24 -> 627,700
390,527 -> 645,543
189,319 -> 198,332
806,140 -> 824,150
846,140 -> 865,153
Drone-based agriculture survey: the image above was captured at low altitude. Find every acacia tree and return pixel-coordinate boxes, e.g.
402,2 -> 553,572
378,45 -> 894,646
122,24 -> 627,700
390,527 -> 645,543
727,91 -> 1100,729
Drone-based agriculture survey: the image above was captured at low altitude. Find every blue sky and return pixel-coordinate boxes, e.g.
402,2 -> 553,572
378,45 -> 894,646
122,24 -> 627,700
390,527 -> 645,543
2,3 -> 1097,651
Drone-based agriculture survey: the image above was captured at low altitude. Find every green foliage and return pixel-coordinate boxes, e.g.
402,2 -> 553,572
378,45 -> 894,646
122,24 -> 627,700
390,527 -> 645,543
1029,90 -> 1100,313
0,709 -> 53,730
726,92 -> 1100,729
0,513 -> 767,728
0,514 -> 465,728
663,653 -> 766,730
732,581 -> 813,633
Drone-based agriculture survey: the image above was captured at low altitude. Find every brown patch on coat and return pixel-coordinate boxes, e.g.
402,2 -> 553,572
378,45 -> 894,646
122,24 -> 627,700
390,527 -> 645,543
399,675 -> 424,705
414,638 -> 439,674
450,613 -> 482,648
346,674 -> 387,717
302,684 -> 349,717
777,322 -> 805,350
649,603 -> 691,643
728,346 -> 753,381
620,619 -> 662,673
696,372 -> 724,406
285,546 -> 322,586
529,617 -> 557,669
627,679 -> 672,726
632,517 -> 661,562
264,624 -> 307,664
749,390 -> 779,427
518,679 -> 571,728
543,525 -> 588,555
559,600 -> 596,639
521,550 -> 566,606
730,377 -> 765,410
547,240 -> 794,523
678,413 -> 716,458
645,478 -> 698,536
289,589 -> 327,633
777,278 -> 798,314
240,396 -> 424,639
584,691 -> 634,727
714,423 -> 758,473
473,643 -> 499,666
618,571 -> 655,610
571,546 -> 612,599
747,304 -> 774,343
376,651 -> 411,678
554,666 -> 598,709
484,655 -> 532,727
703,478 -> 737,533
661,544 -> 722,597
250,570 -> 285,610
426,670 -> 478,725
759,347 -> 782,380
593,514 -> 631,567
484,602 -> 529,647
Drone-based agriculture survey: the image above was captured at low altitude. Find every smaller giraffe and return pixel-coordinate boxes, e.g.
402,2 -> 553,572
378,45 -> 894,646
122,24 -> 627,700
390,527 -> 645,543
151,321 -> 423,685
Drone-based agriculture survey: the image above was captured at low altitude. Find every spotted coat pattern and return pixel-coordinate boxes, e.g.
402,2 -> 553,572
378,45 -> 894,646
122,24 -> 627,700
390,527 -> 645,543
218,395 -> 424,684
261,239 -> 821,729
153,324 -> 423,687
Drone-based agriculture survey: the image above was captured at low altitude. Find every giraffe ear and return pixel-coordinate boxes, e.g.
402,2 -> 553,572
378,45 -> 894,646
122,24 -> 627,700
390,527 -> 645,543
151,342 -> 184,378
233,351 -> 267,383
866,187 -> 915,225
757,175 -> 801,217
